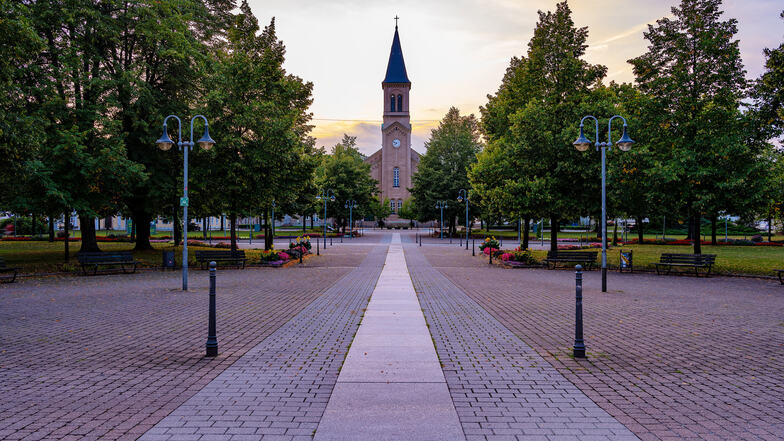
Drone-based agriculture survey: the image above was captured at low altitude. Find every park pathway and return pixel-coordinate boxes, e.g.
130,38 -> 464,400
139,241 -> 389,441
313,234 -> 464,441
404,239 -> 639,441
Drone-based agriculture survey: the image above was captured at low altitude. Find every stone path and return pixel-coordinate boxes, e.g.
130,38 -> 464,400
314,234 -> 464,441
139,243 -> 388,441
404,242 -> 639,441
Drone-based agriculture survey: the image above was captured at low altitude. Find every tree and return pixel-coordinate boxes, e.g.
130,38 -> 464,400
479,2 -> 606,252
411,107 -> 482,236
201,3 -> 315,251
315,135 -> 378,233
369,196 -> 392,226
628,0 -> 756,253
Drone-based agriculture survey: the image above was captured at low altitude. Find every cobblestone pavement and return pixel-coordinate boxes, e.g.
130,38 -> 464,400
140,242 -> 388,441
405,242 -> 639,441
0,245 -> 375,441
411,235 -> 784,441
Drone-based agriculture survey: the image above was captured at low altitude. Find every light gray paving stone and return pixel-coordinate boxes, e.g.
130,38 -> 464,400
315,234 -> 464,440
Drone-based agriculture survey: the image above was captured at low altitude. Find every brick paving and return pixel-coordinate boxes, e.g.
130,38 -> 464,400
139,243 -> 388,441
413,235 -> 784,441
404,241 -> 638,441
0,246 -> 373,441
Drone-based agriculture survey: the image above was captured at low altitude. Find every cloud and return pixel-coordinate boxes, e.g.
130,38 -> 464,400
311,119 -> 440,156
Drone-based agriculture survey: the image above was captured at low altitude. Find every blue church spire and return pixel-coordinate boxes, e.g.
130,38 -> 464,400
383,19 -> 410,84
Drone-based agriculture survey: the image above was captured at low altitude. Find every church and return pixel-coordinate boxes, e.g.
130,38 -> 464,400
364,23 -> 420,221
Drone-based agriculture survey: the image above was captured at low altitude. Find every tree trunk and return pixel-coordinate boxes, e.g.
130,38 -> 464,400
636,217 -> 644,244
78,215 -> 101,252
612,220 -> 618,246
32,215 -> 37,236
303,215 -> 306,233
202,218 -> 207,240
692,214 -> 702,254
220,215 -> 224,232
549,216 -> 559,253
768,217 -> 772,242
64,213 -> 70,262
310,215 -> 314,230
48,215 -> 55,242
522,218 -> 530,249
130,210 -> 152,250
264,209 -> 272,250
173,208 -> 181,247
711,214 -> 718,245
229,213 -> 237,252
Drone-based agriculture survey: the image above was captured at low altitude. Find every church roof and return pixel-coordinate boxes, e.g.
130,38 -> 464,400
383,26 -> 410,84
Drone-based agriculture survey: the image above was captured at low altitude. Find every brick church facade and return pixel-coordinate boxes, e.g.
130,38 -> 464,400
364,24 -> 419,220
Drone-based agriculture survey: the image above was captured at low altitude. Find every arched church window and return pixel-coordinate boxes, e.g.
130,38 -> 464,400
393,167 -> 400,187
397,94 -> 403,112
390,95 -> 396,112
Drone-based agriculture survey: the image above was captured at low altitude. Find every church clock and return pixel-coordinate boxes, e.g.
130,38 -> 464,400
392,138 -> 401,148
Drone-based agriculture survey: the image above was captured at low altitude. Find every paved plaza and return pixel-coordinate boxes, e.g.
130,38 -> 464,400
1,230 -> 783,440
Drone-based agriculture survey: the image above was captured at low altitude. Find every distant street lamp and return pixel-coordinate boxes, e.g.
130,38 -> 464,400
345,200 -> 357,238
457,189 -> 469,250
156,114 -> 215,291
316,189 -> 335,248
435,200 -> 448,240
573,115 -> 635,293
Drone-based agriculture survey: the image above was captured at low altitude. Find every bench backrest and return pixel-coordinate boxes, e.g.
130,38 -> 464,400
659,253 -> 716,265
195,250 -> 246,259
77,251 -> 134,264
546,250 -> 598,259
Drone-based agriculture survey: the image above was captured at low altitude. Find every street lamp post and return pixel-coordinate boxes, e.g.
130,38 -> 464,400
435,200 -> 448,239
344,200 -> 357,238
457,189 -> 469,250
156,115 -> 216,291
573,115 -> 635,292
316,189 -> 335,249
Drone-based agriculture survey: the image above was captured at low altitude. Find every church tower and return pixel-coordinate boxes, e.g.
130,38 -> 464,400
365,20 -> 419,221
380,21 -> 416,218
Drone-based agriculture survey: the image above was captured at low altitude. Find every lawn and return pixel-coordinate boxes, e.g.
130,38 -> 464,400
522,243 -> 784,276
0,241 -> 278,274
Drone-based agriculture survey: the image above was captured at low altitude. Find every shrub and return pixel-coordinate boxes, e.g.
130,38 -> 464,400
480,236 -> 500,251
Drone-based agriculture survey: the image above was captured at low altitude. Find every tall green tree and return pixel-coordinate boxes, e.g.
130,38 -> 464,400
315,135 -> 378,233
628,0 -> 756,253
201,2 -> 315,251
480,2 -> 606,252
411,107 -> 482,236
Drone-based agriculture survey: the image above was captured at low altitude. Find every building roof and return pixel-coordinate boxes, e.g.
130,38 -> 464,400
383,26 -> 410,84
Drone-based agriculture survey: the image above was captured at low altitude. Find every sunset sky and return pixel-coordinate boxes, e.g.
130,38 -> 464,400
245,0 -> 783,156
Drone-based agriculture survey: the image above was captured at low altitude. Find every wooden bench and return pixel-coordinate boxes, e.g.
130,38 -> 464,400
0,257 -> 20,283
655,253 -> 716,277
544,250 -> 598,270
195,250 -> 246,269
76,251 -> 140,276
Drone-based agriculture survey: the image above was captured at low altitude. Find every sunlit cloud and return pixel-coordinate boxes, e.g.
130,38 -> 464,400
248,0 -> 782,154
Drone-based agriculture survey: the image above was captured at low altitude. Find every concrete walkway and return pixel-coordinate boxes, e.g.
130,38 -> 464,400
314,234 -> 464,441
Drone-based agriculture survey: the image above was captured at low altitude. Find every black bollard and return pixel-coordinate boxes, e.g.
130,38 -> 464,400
330,236 -> 332,246
419,233 -> 422,247
573,264 -> 586,358
317,237 -> 320,256
206,261 -> 218,357
472,239 -> 475,256
299,245 -> 303,264
489,246 -> 493,264
500,236 -> 503,247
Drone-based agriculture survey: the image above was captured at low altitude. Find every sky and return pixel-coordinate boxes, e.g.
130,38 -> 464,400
245,0 -> 783,156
